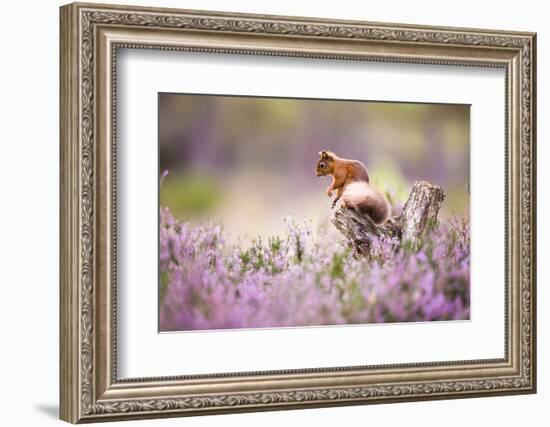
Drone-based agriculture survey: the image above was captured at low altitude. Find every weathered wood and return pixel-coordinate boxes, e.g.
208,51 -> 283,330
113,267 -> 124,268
331,180 -> 445,256
400,180 -> 445,244
332,208 -> 400,256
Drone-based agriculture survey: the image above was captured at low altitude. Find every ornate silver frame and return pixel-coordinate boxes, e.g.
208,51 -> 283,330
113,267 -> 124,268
60,2 -> 537,423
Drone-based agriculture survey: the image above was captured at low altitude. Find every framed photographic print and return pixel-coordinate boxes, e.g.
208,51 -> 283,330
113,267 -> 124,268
59,2 -> 537,423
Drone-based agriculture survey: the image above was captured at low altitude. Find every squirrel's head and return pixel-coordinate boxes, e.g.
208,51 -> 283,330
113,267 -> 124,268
316,151 -> 336,177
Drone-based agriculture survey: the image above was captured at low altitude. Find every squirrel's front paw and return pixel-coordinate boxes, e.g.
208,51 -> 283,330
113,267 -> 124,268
326,190 -> 333,197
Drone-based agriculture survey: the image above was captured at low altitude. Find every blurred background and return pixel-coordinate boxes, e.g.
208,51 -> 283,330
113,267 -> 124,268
159,93 -> 469,242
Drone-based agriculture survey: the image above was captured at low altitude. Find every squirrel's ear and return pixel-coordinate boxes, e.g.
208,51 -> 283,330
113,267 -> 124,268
319,151 -> 329,159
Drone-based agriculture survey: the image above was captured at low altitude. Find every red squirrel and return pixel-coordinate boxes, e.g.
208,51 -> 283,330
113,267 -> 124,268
316,150 -> 390,224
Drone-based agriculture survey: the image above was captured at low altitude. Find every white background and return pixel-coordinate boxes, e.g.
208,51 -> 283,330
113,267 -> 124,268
118,50 -> 504,377
0,0 -> 545,426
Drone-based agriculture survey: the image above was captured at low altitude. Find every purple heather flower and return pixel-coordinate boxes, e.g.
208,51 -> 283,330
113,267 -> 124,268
159,205 -> 471,331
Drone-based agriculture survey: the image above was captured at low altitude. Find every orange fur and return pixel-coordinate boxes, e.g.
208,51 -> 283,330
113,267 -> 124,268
316,151 -> 390,224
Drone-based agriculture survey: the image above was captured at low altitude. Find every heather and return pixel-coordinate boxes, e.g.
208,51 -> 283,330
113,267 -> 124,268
159,206 -> 470,331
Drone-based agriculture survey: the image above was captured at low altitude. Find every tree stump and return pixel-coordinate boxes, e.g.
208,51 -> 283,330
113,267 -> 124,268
331,181 -> 445,256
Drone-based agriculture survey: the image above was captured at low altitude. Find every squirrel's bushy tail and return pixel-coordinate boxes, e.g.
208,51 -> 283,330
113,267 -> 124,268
342,182 -> 391,224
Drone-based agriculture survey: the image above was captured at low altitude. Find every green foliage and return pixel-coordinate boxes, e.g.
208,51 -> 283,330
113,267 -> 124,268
159,271 -> 171,305
401,239 -> 418,253
330,252 -> 346,279
269,236 -> 283,253
160,172 -> 222,218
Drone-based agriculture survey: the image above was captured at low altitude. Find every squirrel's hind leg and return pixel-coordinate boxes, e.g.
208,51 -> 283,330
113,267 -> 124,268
331,187 -> 345,208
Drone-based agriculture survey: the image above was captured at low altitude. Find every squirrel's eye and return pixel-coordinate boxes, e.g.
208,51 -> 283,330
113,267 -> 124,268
319,162 -> 326,168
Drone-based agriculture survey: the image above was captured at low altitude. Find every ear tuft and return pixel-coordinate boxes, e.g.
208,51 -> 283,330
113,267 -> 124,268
319,150 -> 331,159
